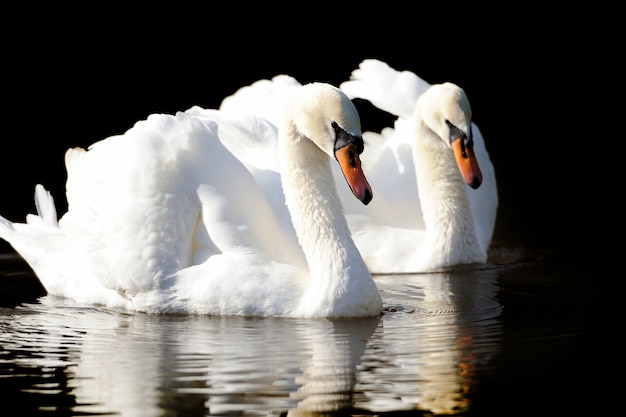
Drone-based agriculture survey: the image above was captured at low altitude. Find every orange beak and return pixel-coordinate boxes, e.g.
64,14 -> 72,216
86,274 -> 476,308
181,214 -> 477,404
451,138 -> 482,189
335,144 -> 373,205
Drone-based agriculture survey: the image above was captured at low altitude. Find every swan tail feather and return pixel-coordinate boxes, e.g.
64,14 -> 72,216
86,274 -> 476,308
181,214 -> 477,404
0,184 -> 58,243
33,184 -> 58,227
0,213 -> 15,240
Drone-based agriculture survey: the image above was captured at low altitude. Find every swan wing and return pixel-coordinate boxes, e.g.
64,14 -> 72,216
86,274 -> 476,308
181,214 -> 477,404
59,112 -> 306,297
185,107 -> 299,251
188,76 -> 311,253
218,74 -> 303,126
339,58 -> 430,118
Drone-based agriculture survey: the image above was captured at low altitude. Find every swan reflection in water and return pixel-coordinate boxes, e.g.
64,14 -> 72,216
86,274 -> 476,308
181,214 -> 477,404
366,267 -> 502,415
0,266 -> 502,416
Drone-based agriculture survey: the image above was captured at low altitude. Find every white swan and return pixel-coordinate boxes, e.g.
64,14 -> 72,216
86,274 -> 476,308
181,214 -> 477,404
337,59 -> 498,273
0,82 -> 383,318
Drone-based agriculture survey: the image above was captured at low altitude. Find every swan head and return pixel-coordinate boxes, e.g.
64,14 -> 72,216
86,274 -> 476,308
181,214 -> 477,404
287,82 -> 373,205
418,82 -> 483,189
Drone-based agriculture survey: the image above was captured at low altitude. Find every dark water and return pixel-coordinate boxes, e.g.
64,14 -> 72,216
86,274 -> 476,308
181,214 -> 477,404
0,244 -> 610,417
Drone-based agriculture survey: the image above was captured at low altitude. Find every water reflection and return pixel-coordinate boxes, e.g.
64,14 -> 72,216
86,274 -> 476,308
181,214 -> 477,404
362,267 -> 502,415
0,264 -> 503,416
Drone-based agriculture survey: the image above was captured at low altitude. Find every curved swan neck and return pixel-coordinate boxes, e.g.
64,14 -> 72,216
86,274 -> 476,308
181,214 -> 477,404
278,126 -> 366,276
412,117 -> 483,265
277,123 -> 378,317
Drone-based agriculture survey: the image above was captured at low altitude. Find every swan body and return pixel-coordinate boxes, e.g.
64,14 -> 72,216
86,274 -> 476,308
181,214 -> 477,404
0,82 -> 383,317
338,59 -> 498,273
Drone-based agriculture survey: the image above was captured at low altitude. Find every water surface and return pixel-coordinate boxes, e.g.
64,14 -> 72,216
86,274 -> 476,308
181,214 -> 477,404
0,249 -> 604,416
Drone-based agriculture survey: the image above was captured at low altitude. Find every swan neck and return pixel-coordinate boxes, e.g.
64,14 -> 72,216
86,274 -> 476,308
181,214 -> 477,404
413,119 -> 481,261
278,126 -> 375,308
279,133 -> 361,273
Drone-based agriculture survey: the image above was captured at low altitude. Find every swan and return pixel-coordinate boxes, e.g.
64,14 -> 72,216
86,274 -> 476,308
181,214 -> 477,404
0,82 -> 383,318
337,59 -> 498,273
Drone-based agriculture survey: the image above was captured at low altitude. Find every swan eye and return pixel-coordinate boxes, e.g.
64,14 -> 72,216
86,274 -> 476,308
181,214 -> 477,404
332,121 -> 365,155
445,119 -> 473,157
